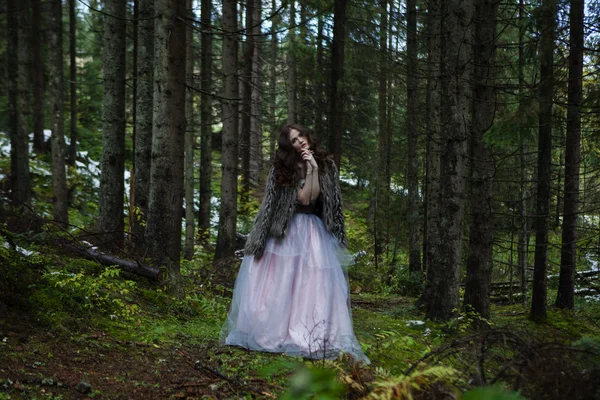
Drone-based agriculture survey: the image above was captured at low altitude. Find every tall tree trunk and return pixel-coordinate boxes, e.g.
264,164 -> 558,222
314,15 -> 325,137
215,0 -> 239,259
375,0 -> 388,263
406,0 -> 421,275
328,0 -> 348,168
98,0 -> 126,248
31,0 -> 45,154
146,0 -> 187,296
269,0 -> 278,157
48,0 -> 68,225
129,0 -> 138,234
426,0 -> 473,321
287,0 -> 297,123
68,0 -> 77,165
10,0 -> 32,206
530,0 -> 555,322
132,0 -> 154,251
464,0 -> 498,320
517,0 -> 528,303
198,0 -> 213,246
241,0 -> 255,198
298,3 -> 308,125
421,0 -> 442,307
556,0 -> 583,310
184,0 -> 195,260
249,0 -> 262,184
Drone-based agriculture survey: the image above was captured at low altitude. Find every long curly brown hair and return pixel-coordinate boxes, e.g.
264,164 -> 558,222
273,124 -> 329,187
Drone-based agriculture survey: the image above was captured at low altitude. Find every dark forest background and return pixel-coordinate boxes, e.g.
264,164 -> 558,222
1,0 -> 600,398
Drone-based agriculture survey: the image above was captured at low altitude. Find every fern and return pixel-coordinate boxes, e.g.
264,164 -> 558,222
365,365 -> 459,400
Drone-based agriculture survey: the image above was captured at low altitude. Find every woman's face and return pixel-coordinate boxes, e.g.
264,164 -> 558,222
289,128 -> 309,154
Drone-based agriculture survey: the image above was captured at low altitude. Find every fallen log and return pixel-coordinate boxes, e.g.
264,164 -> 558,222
62,243 -> 163,281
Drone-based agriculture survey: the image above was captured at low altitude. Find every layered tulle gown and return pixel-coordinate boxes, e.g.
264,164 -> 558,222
221,212 -> 370,363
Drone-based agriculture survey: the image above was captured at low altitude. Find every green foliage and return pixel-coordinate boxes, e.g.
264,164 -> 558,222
32,266 -> 140,326
280,365 -> 347,400
367,365 -> 459,400
446,306 -> 493,334
463,385 -> 526,400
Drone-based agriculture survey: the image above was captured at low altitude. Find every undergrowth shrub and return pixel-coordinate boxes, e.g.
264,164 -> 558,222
31,266 -> 140,327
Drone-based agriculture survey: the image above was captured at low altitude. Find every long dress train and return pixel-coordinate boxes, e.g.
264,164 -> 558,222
221,212 -> 370,363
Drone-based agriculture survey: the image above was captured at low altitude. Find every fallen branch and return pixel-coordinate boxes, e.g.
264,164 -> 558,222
62,242 -> 163,281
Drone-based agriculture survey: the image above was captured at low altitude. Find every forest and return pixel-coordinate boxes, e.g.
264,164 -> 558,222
1,0 -> 600,398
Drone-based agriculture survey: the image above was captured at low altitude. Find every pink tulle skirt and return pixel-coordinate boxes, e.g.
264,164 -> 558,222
221,213 -> 370,363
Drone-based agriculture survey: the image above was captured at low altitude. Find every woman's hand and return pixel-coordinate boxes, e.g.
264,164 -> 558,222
302,149 -> 318,172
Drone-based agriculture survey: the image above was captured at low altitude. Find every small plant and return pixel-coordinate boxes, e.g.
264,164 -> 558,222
37,266 -> 140,324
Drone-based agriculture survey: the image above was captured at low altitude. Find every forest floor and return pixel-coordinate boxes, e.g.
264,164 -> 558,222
2,285 -> 600,400
1,235 -> 600,399
0,293 -> 415,399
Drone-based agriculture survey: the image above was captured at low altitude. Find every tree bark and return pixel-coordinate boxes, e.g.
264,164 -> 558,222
249,0 -> 262,184
198,0 -> 213,246
375,0 -> 388,262
464,0 -> 498,320
68,0 -> 77,165
98,0 -> 126,248
328,0 -> 348,168
406,0 -> 421,275
269,0 -> 279,157
9,0 -> 32,206
132,0 -> 155,251
421,0 -> 442,307
286,0 -> 297,124
517,0 -> 528,304
215,0 -> 239,259
314,15 -> 325,137
241,0 -> 255,197
184,0 -> 195,260
31,0 -> 45,154
556,0 -> 583,310
530,0 -> 555,322
146,0 -> 187,296
426,0 -> 473,321
48,0 -> 69,226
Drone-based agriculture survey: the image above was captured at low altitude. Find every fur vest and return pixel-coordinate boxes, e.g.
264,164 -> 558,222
244,158 -> 346,257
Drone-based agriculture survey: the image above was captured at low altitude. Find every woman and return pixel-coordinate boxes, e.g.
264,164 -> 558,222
221,124 -> 369,363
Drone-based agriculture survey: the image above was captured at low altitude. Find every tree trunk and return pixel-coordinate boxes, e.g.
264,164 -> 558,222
406,0 -> 421,275
298,3 -> 308,125
530,0 -> 555,322
10,0 -> 32,206
249,0 -> 262,184
421,0 -> 442,307
68,0 -> 77,165
98,0 -> 126,248
556,0 -> 583,310
464,0 -> 498,320
287,0 -> 297,124
328,0 -> 348,168
314,15 -> 325,137
517,0 -> 528,304
426,0 -> 473,321
146,0 -> 187,296
48,0 -> 69,226
241,0 -> 254,198
375,0 -> 388,263
215,0 -> 239,260
132,0 -> 154,251
198,0 -> 213,246
269,0 -> 279,157
184,0 -> 195,260
31,0 -> 45,154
